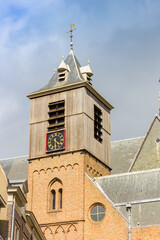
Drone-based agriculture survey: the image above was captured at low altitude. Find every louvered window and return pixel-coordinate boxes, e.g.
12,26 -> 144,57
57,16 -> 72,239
58,72 -> 65,81
48,100 -> 65,131
94,105 -> 102,143
87,75 -> 92,85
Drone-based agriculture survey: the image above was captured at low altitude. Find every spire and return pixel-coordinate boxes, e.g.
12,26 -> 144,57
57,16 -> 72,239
67,24 -> 76,50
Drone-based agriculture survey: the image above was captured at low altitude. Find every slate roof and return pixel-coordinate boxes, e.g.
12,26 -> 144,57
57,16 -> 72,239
111,136 -> 144,174
95,169 -> 160,204
36,50 -> 86,93
0,156 -> 28,181
0,136 -> 143,180
94,169 -> 160,227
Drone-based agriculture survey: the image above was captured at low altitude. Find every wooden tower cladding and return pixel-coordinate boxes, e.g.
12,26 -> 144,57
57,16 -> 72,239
29,85 -> 112,167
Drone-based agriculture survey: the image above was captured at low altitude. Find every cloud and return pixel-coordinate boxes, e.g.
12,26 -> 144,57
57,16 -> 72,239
0,89 -> 18,123
0,0 -> 160,157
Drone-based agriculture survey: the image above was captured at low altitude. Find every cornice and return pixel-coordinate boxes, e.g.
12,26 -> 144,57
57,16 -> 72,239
26,211 -> 46,240
27,82 -> 114,110
7,186 -> 27,207
28,149 -> 111,171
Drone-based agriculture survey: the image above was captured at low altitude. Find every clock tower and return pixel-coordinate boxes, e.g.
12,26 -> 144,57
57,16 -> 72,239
27,37 -> 113,239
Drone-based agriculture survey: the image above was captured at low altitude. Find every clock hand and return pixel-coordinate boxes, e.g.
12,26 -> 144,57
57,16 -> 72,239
54,138 -> 60,146
54,138 -> 57,149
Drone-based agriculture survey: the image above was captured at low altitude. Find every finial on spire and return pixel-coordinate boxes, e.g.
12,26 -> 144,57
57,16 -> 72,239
67,24 -> 76,50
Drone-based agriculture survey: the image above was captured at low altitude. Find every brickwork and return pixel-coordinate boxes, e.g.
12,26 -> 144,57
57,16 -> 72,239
6,204 -> 31,240
27,151 -> 113,239
132,225 -> 160,239
0,220 -> 9,239
41,222 -> 83,240
84,175 -> 128,240
27,152 -> 84,224
84,151 -> 110,178
14,209 -> 30,239
6,204 -> 13,239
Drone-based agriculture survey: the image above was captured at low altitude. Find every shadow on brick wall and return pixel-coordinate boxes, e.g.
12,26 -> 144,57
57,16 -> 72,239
0,220 -> 9,239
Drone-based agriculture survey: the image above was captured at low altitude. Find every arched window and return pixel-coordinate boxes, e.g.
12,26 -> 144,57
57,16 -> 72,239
48,178 -> 63,211
59,188 -> 62,209
51,190 -> 56,210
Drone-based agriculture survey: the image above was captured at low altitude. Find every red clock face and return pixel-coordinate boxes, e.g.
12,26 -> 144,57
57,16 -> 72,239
46,130 -> 65,152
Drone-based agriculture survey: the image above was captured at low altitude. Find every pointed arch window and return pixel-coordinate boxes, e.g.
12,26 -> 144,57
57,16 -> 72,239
48,178 -> 63,211
59,188 -> 62,209
51,190 -> 56,210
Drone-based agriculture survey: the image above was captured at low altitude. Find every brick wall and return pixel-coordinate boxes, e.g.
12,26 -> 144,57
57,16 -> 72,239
7,204 -> 31,240
84,174 -> 128,240
6,204 -> 13,238
132,225 -> 160,239
27,150 -> 128,240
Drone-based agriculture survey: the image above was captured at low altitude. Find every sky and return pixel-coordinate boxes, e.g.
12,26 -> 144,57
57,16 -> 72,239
0,0 -> 160,158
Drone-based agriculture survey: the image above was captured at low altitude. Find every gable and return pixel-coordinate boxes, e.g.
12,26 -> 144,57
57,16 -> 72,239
111,137 -> 144,174
85,174 -> 128,240
129,116 -> 160,172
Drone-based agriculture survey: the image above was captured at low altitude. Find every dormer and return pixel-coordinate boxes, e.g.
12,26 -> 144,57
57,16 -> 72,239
57,56 -> 70,82
80,61 -> 93,85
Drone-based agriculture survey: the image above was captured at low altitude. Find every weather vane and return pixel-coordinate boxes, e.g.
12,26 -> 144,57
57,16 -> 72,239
67,24 -> 76,50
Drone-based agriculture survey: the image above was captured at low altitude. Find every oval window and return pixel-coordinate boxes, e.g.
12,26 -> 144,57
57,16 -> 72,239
90,204 -> 105,222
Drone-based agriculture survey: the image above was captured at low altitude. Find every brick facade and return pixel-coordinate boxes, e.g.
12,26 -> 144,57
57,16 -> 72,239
132,225 -> 160,239
27,150 -> 131,239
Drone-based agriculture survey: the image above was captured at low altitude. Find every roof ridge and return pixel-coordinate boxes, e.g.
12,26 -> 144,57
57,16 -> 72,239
95,168 -> 160,179
0,155 -> 28,161
69,50 -> 84,81
111,136 -> 144,143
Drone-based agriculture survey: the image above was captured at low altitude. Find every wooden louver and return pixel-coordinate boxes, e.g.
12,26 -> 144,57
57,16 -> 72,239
94,105 -> 103,143
48,100 -> 65,131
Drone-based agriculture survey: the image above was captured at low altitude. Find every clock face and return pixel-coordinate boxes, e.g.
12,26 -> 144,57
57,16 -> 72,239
46,130 -> 65,152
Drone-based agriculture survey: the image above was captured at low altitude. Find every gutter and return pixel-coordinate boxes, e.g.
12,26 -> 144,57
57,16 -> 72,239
10,203 -> 15,240
126,203 -> 132,240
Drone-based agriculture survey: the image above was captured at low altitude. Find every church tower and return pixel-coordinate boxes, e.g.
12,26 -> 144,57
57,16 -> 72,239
27,28 -> 113,239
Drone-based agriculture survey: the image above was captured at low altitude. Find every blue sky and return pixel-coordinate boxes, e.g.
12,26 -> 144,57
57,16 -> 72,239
0,0 -> 160,158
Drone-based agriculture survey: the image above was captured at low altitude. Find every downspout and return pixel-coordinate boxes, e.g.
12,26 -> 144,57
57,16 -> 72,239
10,203 -> 15,240
126,203 -> 132,240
